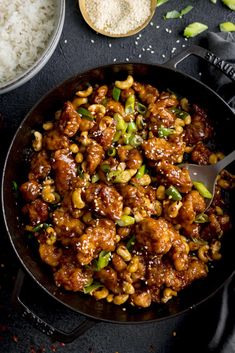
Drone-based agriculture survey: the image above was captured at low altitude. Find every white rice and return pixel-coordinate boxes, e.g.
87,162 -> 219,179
0,0 -> 56,87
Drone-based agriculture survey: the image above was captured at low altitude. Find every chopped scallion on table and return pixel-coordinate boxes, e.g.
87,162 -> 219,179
222,0 -> 235,10
183,22 -> 208,38
156,0 -> 169,7
164,6 -> 193,19
219,22 -> 235,31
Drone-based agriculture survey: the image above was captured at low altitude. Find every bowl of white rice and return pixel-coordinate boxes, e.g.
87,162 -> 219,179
0,0 -> 65,94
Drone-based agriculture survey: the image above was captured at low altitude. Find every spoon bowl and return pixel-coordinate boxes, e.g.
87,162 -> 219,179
182,150 -> 235,210
78,0 -> 157,38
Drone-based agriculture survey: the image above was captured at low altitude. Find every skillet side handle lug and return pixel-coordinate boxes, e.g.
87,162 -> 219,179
164,45 -> 235,83
12,269 -> 97,343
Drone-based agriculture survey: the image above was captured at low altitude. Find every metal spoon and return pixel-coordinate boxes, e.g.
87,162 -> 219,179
182,150 -> 235,210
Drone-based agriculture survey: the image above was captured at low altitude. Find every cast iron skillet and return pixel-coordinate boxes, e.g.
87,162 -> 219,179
2,45 -> 235,343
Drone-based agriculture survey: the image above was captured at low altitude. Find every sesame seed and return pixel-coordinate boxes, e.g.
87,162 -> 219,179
109,43 -> 112,47
90,39 -> 94,43
135,41 -> 138,45
126,58 -> 129,61
156,25 -> 160,29
150,22 -> 153,26
182,44 -> 186,48
113,58 -> 117,62
151,50 -> 154,54
176,39 -> 180,43
162,54 -> 166,58
138,54 -> 142,58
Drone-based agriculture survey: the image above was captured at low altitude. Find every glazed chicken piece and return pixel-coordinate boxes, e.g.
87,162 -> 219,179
184,104 -> 213,145
156,160 -> 193,193
117,147 -> 143,170
142,137 -> 185,164
85,141 -> 104,174
84,183 -> 123,221
52,208 -> 85,238
52,149 -> 77,195
76,219 -> 116,265
29,150 -> 51,180
90,118 -> 116,151
191,142 -> 211,165
178,190 -> 206,227
54,263 -> 93,291
58,101 -> 81,137
20,180 -> 41,201
43,129 -> 69,151
132,82 -> 159,104
22,199 -> 48,225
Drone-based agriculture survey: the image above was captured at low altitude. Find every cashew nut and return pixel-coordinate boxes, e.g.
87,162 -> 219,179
115,75 -> 134,90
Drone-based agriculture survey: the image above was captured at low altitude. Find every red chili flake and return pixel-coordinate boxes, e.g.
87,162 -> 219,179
12,335 -> 19,343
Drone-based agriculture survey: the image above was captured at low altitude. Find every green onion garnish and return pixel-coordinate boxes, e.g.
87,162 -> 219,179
158,126 -> 174,138
183,22 -> 208,38
222,0 -> 235,10
77,107 -> 94,121
126,235 -> 136,252
166,185 -> 182,201
101,164 -> 111,173
112,86 -> 121,101
193,181 -> 213,199
125,95 -> 135,114
156,0 -> 169,7
136,165 -> 146,179
83,282 -> 103,294
117,215 -> 136,227
195,213 -> 210,223
136,102 -> 147,115
219,22 -> 235,32
95,251 -> 111,271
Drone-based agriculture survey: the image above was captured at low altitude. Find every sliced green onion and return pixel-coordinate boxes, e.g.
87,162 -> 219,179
183,22 -> 208,38
169,107 -> 190,120
123,132 -> 132,145
136,102 -> 147,115
158,126 -> 174,138
107,170 -> 133,183
166,185 -> 182,201
126,235 -> 136,251
127,121 -> 137,133
113,130 -> 122,142
114,113 -> 127,132
125,95 -> 135,114
112,86 -> 121,101
222,0 -> 235,10
95,251 -> 111,271
83,282 -> 103,294
210,0 -> 217,3
117,215 -> 135,227
77,107 -> 94,121
164,10 -> 181,19
129,134 -> 143,147
101,164 -> 111,173
12,180 -> 18,192
180,5 -> 193,16
77,165 -> 84,178
107,146 -> 116,157
157,0 -> 169,6
91,173 -> 100,183
193,181 -> 213,199
32,224 -> 44,232
164,6 -> 193,19
194,213 -> 210,223
136,165 -> 146,179
219,22 -> 235,32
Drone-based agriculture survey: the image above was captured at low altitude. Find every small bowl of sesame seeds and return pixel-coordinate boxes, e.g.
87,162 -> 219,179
78,0 -> 157,38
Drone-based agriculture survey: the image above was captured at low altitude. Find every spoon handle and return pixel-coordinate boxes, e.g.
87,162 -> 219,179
214,150 -> 235,174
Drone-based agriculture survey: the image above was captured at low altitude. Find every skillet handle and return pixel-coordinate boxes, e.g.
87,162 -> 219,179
12,269 -> 97,343
164,45 -> 235,83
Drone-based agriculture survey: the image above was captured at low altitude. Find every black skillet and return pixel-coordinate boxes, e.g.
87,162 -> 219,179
2,45 -> 235,343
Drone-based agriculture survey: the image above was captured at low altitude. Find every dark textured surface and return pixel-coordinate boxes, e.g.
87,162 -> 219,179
0,1 -> 235,352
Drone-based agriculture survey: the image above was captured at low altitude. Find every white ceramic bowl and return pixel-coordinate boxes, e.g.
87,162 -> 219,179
0,0 -> 65,95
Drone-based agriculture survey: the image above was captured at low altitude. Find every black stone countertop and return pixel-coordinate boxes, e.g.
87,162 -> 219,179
0,1 -> 235,352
